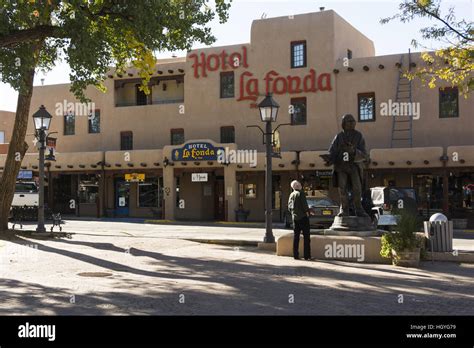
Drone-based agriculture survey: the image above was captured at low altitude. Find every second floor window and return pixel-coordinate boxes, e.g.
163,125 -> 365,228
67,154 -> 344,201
171,128 -> 184,145
347,49 -> 353,59
358,93 -> 376,122
120,131 -> 133,150
64,113 -> 75,135
290,97 -> 307,125
88,110 -> 100,134
291,41 -> 306,68
439,87 -> 459,118
136,85 -> 147,105
220,72 -> 235,98
0,131 -> 4,143
220,126 -> 235,143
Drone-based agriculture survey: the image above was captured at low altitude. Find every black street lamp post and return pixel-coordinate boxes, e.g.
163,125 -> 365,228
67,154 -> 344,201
257,94 -> 280,243
32,105 -> 52,234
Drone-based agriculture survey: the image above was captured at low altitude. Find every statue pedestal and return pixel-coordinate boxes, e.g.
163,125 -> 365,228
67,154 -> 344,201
325,216 -> 382,237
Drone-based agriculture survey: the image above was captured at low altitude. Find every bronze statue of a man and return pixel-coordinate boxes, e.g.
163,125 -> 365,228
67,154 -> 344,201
325,114 -> 369,217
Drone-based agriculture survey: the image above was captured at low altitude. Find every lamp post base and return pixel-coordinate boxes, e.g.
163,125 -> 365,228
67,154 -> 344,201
34,226 -> 47,234
263,235 -> 275,244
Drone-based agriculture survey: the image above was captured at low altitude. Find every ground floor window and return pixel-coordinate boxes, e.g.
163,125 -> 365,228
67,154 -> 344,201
138,177 -> 163,208
79,174 -> 99,204
301,171 -> 331,197
244,183 -> 257,199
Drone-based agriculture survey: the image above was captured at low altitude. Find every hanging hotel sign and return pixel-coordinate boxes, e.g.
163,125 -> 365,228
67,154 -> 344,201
188,46 -> 332,104
125,173 -> 145,182
172,142 -> 224,161
191,173 -> 208,182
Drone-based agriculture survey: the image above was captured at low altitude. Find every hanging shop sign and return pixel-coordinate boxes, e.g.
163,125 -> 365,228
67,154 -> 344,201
172,142 -> 224,161
316,170 -> 333,177
272,130 -> 281,158
125,173 -> 145,182
45,137 -> 56,161
192,173 -> 208,182
188,46 -> 332,105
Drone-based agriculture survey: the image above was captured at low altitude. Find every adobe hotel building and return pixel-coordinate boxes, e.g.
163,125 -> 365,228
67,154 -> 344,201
1,10 -> 473,222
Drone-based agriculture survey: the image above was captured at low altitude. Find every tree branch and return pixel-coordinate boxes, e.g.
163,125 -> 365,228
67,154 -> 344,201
0,25 -> 63,48
419,5 -> 472,43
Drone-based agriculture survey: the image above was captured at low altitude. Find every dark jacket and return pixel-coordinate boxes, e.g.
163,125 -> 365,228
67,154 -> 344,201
288,190 -> 309,222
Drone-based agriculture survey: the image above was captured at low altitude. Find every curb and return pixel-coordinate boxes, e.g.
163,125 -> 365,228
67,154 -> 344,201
184,238 -> 258,246
144,220 -> 271,228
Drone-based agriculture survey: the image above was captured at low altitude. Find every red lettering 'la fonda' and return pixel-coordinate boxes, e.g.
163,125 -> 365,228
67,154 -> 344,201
237,69 -> 332,102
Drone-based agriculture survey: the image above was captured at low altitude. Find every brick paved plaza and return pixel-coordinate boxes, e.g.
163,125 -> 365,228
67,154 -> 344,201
0,220 -> 473,315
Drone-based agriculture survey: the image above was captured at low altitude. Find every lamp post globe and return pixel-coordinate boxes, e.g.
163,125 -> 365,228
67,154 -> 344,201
258,93 -> 280,123
33,105 -> 52,131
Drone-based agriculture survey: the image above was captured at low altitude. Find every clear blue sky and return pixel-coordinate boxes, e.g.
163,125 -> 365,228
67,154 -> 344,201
0,0 -> 472,112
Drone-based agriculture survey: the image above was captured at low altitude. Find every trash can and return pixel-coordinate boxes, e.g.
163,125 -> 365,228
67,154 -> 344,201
423,213 -> 453,252
235,209 -> 250,222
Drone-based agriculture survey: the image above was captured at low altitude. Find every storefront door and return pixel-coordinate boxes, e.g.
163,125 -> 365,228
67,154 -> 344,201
115,180 -> 130,216
214,179 -> 225,220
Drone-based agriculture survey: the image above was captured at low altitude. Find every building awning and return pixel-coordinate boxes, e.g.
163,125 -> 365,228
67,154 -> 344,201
369,147 -> 444,169
237,152 -> 295,171
50,152 -> 104,171
7,152 -> 104,172
299,151 -> 331,170
0,153 -> 41,171
105,149 -> 163,170
446,146 -> 474,168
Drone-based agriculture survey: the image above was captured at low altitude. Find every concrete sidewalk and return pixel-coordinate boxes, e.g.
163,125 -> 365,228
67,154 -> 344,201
10,219 -> 474,253
1,223 -> 474,315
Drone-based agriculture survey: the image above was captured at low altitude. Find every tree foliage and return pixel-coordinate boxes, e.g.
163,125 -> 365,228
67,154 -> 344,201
0,0 -> 231,232
0,0 -> 231,99
381,0 -> 473,95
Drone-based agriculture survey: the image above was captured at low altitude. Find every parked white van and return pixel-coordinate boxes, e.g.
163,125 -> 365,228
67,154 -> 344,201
12,181 -> 39,207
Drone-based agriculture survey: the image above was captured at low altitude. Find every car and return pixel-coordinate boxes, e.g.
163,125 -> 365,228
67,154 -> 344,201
284,196 -> 339,229
12,181 -> 39,207
10,181 -> 40,222
370,186 -> 421,229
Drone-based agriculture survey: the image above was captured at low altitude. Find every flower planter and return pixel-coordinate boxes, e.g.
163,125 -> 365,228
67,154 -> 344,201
391,248 -> 420,267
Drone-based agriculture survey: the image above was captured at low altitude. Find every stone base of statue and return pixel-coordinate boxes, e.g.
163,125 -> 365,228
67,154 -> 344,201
324,216 -> 382,236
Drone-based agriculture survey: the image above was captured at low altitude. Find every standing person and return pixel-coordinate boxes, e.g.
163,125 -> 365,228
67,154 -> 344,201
288,180 -> 311,260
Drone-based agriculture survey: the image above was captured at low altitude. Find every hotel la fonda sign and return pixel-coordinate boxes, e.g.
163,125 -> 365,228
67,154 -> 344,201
188,45 -> 333,105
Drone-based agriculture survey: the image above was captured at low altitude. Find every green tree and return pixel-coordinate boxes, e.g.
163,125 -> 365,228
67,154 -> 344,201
0,0 -> 231,232
381,0 -> 473,94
